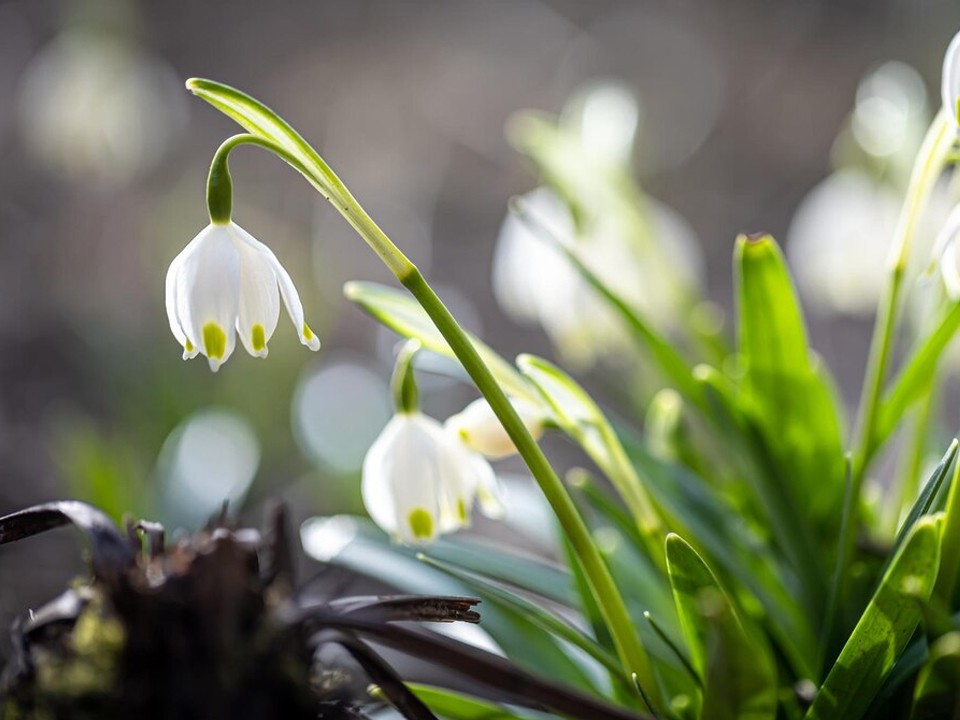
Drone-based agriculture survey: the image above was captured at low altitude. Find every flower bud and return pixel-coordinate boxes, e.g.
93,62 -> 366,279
445,397 -> 546,460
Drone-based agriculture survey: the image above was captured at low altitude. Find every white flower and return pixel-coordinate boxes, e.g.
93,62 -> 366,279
18,31 -> 185,187
361,412 -> 502,544
444,397 -> 546,460
942,30 -> 960,125
787,170 -> 900,316
165,221 -> 320,371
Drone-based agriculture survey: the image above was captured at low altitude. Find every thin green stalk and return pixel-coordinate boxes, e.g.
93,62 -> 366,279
851,108 -> 954,493
400,269 -> 660,706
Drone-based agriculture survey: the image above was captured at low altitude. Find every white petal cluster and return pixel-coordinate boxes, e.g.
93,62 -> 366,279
166,221 -> 320,371
942,30 -> 960,125
361,412 -> 504,544
445,397 -> 546,460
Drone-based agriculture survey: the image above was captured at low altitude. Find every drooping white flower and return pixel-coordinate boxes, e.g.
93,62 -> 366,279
165,221 -> 320,371
361,412 -> 500,544
444,397 -> 546,460
942,30 -> 960,125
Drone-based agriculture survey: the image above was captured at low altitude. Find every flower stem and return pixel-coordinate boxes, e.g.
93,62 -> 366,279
851,109 -> 954,496
397,267 -> 660,706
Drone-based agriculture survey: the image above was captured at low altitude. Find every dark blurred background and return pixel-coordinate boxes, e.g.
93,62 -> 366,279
1,0 -> 960,653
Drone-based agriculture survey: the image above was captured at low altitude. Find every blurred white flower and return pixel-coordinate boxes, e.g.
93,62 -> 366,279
18,31 -> 184,187
444,397 -> 546,460
564,81 -> 641,169
787,170 -> 901,315
942,30 -> 960,125
852,62 -> 927,162
361,412 -> 502,544
493,186 -> 701,368
165,221 -> 320,371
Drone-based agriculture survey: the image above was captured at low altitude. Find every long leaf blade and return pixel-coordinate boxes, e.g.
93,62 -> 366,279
665,533 -> 777,720
805,515 -> 943,720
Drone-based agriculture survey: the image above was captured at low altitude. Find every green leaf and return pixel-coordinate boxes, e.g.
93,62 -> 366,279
665,533 -> 777,720
693,363 -> 826,643
344,281 -> 537,403
516,353 -> 666,565
890,440 -> 957,562
186,78 -> 345,201
805,515 -> 943,720
622,432 -> 818,679
418,553 -> 624,679
876,301 -> 960,450
936,445 -> 960,602
406,684 -> 543,720
735,233 -> 846,520
910,632 -> 960,720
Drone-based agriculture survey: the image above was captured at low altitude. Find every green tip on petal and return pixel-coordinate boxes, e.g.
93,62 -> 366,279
301,322 -> 320,351
184,339 -> 195,353
251,323 -> 266,353
202,322 -> 227,360
408,508 -> 434,540
457,499 -> 468,523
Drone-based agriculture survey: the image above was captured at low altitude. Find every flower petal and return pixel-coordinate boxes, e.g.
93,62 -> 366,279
231,223 -> 320,351
228,225 -> 281,358
175,224 -> 240,371
164,242 -> 199,359
361,414 -> 446,544
445,397 -> 546,460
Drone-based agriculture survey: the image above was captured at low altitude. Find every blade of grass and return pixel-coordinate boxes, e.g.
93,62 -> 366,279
804,515 -> 943,720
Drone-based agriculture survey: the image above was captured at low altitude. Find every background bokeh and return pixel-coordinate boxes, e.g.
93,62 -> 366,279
2,0 -> 960,658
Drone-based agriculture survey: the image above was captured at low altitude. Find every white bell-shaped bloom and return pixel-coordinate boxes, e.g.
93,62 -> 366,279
166,221 -> 320,371
942,30 -> 960,125
361,412 -> 501,544
445,397 -> 546,460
